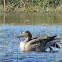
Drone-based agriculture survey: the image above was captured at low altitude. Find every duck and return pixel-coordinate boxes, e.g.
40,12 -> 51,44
17,31 -> 60,52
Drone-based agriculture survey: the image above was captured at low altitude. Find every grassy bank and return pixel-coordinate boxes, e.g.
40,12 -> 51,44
0,4 -> 62,13
0,0 -> 62,13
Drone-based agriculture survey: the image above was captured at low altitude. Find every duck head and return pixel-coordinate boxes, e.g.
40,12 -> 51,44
17,31 -> 32,40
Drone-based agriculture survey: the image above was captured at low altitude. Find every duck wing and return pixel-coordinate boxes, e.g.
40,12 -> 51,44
29,35 -> 57,45
29,35 -> 60,51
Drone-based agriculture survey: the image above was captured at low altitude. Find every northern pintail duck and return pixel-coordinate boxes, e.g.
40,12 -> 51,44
17,31 -> 60,52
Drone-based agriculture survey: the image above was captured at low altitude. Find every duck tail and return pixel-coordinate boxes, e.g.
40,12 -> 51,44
51,43 -> 60,49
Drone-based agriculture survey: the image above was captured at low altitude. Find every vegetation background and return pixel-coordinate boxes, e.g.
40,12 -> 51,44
0,0 -> 62,13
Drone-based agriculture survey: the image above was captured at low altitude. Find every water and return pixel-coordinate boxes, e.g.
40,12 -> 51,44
0,12 -> 62,62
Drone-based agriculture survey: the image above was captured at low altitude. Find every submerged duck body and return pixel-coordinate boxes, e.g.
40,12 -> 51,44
17,31 -> 60,52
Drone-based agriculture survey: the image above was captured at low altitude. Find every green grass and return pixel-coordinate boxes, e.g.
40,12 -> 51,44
0,4 -> 62,13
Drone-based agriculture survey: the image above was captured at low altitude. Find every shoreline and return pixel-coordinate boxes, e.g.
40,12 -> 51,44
0,5 -> 62,14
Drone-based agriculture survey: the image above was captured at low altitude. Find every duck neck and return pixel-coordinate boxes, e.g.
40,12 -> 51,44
25,37 -> 31,42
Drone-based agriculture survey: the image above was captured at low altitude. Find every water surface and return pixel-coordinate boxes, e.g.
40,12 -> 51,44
0,12 -> 62,62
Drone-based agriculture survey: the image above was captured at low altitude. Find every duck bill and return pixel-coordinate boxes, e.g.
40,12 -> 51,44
17,34 -> 24,38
